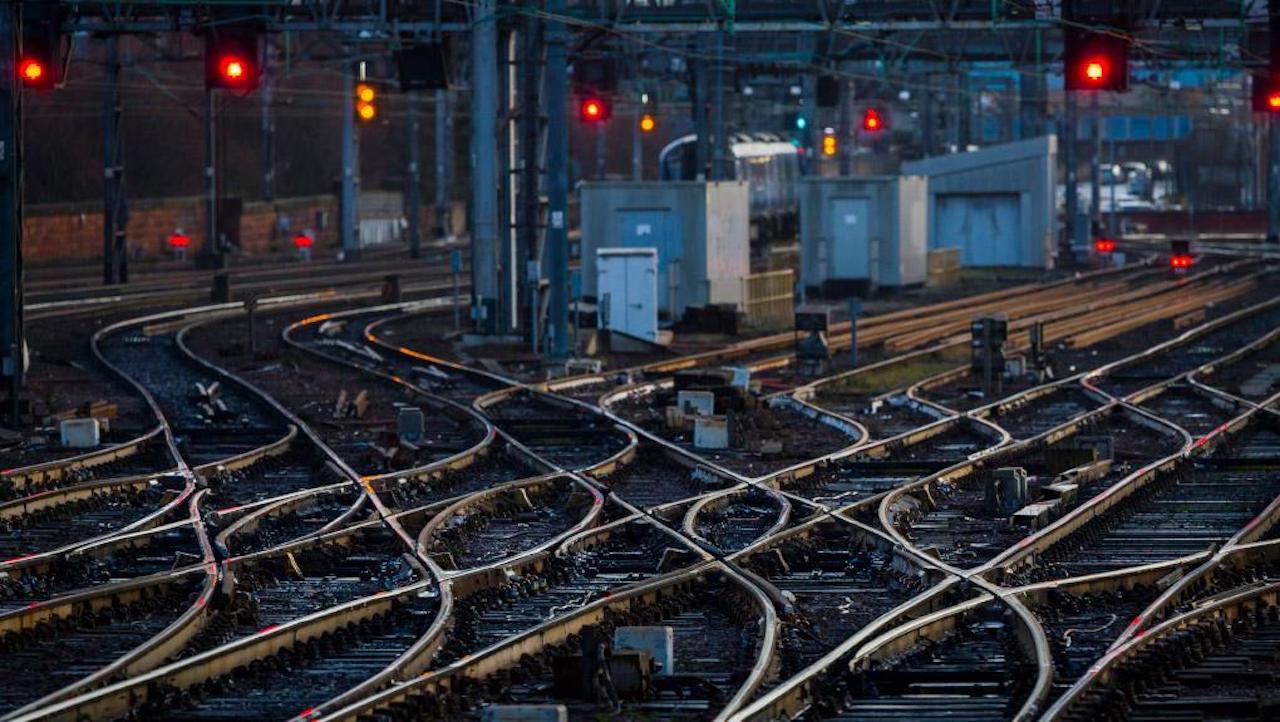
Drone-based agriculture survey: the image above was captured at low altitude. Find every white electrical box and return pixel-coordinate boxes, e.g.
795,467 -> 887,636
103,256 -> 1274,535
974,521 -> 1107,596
60,418 -> 101,448
597,247 -> 659,343
694,416 -> 730,449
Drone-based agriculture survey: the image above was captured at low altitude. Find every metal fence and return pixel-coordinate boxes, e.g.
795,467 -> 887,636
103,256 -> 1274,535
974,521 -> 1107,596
741,269 -> 795,329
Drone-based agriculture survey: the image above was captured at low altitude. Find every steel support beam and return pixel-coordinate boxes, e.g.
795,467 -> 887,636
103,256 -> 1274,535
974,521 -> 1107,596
406,90 -> 422,259
340,60 -> 359,260
710,27 -> 731,180
262,52 -> 274,203
631,91 -> 643,180
545,0 -> 569,359
434,88 -> 451,241
500,28 -> 517,332
838,71 -> 852,175
0,2 -> 20,424
693,56 -> 709,179
202,89 -> 223,268
519,7 -> 542,339
1089,94 -> 1101,232
103,35 -> 128,285
1062,90 -> 1079,262
1271,114 -> 1280,244
471,0 -> 500,332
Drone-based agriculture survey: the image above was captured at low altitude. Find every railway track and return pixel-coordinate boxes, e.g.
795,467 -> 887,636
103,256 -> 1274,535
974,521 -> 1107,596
778,416 -> 1004,511
1046,581 -> 1280,722
13,260 -> 1280,722
432,515 -> 703,667
999,414 -> 1280,585
895,405 -> 1186,570
0,568 -> 210,717
800,599 -> 1038,722
737,517 -> 941,699
0,520 -> 205,613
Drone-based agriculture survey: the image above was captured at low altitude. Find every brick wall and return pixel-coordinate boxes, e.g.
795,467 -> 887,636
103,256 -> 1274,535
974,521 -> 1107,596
24,195 -> 469,264
24,195 -> 341,264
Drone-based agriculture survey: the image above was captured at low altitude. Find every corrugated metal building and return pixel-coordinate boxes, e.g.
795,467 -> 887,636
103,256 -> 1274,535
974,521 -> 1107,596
799,175 -> 929,294
902,135 -> 1057,269
578,181 -> 750,321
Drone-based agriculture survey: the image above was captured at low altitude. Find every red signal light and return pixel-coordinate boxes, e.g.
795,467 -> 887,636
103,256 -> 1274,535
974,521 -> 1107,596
1094,238 -> 1116,254
1064,31 -> 1128,92
221,58 -> 245,81
862,108 -> 882,132
1250,74 -> 1280,113
168,233 -> 191,249
19,58 -> 44,85
1170,254 -> 1193,270
205,32 -> 261,91
1084,60 -> 1107,83
580,97 -> 611,122
293,233 -> 314,249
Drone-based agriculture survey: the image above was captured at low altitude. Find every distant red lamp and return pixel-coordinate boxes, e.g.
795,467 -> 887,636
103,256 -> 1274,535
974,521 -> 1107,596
1084,60 -> 1106,83
205,31 -> 261,91
1170,254 -> 1193,270
293,233 -> 314,249
1064,30 -> 1128,92
1250,74 -> 1280,113
1093,238 -> 1116,254
861,108 -> 883,132
579,97 -> 611,123
18,58 -> 45,85
221,57 -> 246,81
168,231 -> 191,259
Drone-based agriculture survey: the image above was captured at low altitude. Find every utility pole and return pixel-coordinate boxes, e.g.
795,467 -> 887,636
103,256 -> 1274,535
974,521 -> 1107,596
1271,114 -> 1280,244
1062,89 -> 1079,263
692,55 -> 708,179
434,88 -> 450,241
0,2 -> 21,425
519,6 -> 542,340
545,0 -> 569,359
203,89 -> 222,268
471,0 -> 499,331
710,26 -> 730,180
838,73 -> 853,175
799,35 -> 817,174
922,74 -> 936,157
1089,93 -> 1101,233
594,121 -> 606,179
261,48 -> 274,203
406,91 -> 422,259
631,89 -> 643,180
103,35 -> 127,284
1108,130 -> 1118,237
340,59 -> 359,260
